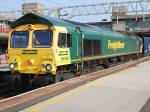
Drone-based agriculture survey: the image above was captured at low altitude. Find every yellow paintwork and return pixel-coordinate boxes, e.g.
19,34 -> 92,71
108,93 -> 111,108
140,43 -> 143,53
108,40 -> 125,51
8,24 -> 71,75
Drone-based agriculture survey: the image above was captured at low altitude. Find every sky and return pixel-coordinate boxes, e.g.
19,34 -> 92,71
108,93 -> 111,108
0,0 -> 142,22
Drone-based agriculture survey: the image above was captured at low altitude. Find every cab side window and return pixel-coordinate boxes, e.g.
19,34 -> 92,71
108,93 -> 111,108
58,33 -> 72,48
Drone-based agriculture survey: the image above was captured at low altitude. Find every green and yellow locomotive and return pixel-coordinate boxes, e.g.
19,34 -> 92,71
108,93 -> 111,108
8,13 -> 142,86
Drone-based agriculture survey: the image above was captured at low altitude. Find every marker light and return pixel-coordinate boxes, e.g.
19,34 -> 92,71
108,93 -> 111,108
45,64 -> 52,71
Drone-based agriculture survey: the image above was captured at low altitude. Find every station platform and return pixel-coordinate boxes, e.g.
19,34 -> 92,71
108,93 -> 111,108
19,60 -> 150,112
0,64 -> 9,71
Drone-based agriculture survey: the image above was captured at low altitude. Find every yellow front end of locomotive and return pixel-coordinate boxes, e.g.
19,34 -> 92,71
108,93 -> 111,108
8,49 -> 56,74
8,24 -> 71,75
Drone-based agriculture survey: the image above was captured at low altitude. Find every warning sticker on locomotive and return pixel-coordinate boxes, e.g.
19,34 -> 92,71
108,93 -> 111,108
108,40 -> 125,50
22,50 -> 38,54
58,51 -> 68,56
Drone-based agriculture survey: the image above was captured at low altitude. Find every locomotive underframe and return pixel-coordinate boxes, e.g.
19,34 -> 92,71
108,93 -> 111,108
56,52 -> 141,81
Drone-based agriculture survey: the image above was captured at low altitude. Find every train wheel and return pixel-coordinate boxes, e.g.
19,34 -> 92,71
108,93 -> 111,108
95,65 -> 105,71
54,73 -> 64,83
63,72 -> 76,80
81,68 -> 90,75
20,75 -> 31,90
33,75 -> 53,87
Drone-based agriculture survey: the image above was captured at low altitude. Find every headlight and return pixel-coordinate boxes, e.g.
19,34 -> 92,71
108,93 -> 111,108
9,63 -> 15,69
45,64 -> 52,71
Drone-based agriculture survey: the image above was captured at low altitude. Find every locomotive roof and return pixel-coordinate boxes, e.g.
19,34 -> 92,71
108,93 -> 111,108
11,13 -> 94,29
10,13 -> 106,31
10,13 -> 74,28
10,13 -> 138,39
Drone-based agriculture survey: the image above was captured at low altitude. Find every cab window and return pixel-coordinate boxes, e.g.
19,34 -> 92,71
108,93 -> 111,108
33,30 -> 52,48
11,31 -> 29,48
58,33 -> 72,48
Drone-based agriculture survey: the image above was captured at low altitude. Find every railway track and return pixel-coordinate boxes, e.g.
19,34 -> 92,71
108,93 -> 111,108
0,80 -> 42,100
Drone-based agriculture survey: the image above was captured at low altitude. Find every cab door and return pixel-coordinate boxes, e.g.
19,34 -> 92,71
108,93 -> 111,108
76,27 -> 83,69
76,27 -> 83,61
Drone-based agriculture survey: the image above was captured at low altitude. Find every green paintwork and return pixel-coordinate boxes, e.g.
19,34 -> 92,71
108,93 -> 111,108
12,13 -> 141,64
67,25 -> 141,63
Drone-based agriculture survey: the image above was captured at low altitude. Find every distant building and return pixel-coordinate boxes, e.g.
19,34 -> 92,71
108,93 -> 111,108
87,5 -> 150,34
0,17 -> 13,54
112,6 -> 150,31
0,20 -> 11,32
22,3 -> 44,15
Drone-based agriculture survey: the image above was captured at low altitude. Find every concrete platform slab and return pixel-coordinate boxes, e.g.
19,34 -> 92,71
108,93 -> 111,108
20,61 -> 150,112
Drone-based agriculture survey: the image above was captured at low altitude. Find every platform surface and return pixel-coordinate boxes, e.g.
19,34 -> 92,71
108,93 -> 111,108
0,64 -> 9,71
20,60 -> 150,112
